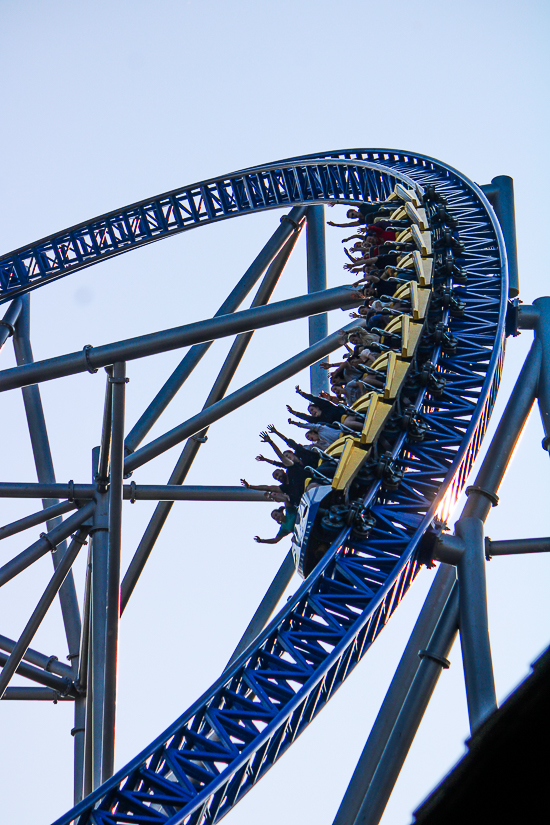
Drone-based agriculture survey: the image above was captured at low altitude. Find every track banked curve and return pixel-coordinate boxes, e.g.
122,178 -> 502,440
32,150 -> 507,825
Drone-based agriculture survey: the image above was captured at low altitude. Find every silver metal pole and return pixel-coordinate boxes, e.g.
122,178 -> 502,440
333,565 -> 457,825
0,634 -> 73,679
352,584 -> 459,825
0,482 -> 265,500
0,529 -> 88,699
90,491 -> 109,790
0,650 -> 74,691
124,320 -> 361,474
306,205 -> 329,395
12,295 -> 82,663
462,337 -> 541,521
455,517 -> 497,732
0,285 -> 359,392
1,687 -> 74,700
481,176 -> 519,298
0,501 -> 96,587
486,536 -> 550,555
102,362 -> 126,782
0,500 -> 77,540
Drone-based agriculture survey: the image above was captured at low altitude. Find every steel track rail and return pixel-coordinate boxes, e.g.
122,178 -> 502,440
0,159 -> 416,303
33,150 -> 507,825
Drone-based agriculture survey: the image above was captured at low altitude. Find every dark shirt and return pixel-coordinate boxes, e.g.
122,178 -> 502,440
358,202 -> 386,220
286,439 -> 319,466
280,464 -> 309,505
296,392 -> 346,425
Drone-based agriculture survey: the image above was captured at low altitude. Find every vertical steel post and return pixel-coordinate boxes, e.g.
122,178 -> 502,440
481,176 -> 519,297
72,697 -> 86,804
75,535 -> 93,804
306,205 -> 329,395
532,297 -> 550,447
90,489 -> 109,789
455,517 -> 497,732
83,480 -> 95,804
352,584 -> 459,825
332,565 -> 456,825
102,362 -> 126,781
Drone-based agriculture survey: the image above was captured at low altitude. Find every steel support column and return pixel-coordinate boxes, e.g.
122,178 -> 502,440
102,362 -> 126,782
481,176 -> 519,297
306,205 -> 329,395
333,565 -> 456,825
0,633 -> 73,678
0,650 -> 74,692
90,490 -> 109,790
351,584 -> 459,825
455,517 -> 497,732
0,482 -> 265,500
533,297 -> 550,446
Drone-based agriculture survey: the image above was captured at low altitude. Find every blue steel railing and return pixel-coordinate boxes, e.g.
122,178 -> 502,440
32,150 -> 509,825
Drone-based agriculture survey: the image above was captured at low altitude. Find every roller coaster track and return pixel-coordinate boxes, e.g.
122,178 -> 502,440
0,150 -> 507,825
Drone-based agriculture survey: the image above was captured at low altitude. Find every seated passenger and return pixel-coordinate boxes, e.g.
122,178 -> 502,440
254,506 -> 298,544
241,465 -> 308,507
289,420 -> 342,449
327,200 -> 395,227
262,425 -> 319,466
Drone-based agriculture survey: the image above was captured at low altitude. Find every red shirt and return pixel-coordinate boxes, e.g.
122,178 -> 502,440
367,224 -> 397,242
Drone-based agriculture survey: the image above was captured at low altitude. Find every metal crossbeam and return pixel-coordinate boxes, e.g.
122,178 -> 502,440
0,285 -> 359,392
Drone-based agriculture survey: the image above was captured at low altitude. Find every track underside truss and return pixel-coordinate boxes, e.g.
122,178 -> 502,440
0,150 -> 507,825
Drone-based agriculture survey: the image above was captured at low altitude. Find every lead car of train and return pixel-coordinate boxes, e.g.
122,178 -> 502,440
291,182 -> 464,578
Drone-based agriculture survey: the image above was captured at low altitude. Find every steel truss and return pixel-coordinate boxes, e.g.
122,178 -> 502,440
0,150 -> 511,825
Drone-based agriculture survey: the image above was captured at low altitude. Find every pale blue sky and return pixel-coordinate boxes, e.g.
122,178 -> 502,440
1,2 -> 549,824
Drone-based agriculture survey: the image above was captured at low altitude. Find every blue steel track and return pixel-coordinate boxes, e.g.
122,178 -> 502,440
0,150 -> 507,824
